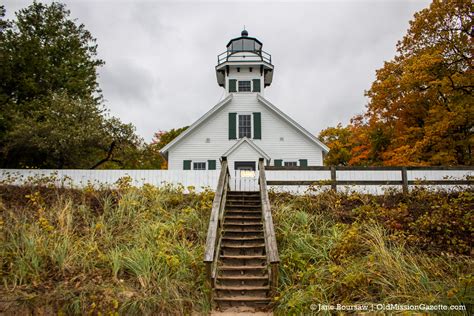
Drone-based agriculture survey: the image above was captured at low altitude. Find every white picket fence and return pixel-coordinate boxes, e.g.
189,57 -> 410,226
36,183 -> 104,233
0,169 -> 220,192
229,170 -> 259,191
0,168 -> 472,194
266,168 -> 473,194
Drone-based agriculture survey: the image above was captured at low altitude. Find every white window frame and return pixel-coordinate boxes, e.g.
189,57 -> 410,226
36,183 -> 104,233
237,113 -> 253,139
237,80 -> 252,93
193,161 -> 206,170
284,161 -> 298,167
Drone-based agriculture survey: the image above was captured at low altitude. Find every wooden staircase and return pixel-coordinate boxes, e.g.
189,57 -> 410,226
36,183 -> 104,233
214,191 -> 271,309
204,158 -> 279,312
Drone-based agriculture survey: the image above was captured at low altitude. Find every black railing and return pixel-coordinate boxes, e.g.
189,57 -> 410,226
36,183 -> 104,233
217,50 -> 272,65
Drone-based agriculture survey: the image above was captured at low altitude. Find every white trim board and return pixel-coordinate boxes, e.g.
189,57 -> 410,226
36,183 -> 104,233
222,137 -> 271,161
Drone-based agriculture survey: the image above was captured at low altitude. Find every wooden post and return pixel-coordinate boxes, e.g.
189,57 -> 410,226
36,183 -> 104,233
401,167 -> 408,194
330,166 -> 337,192
271,263 -> 279,294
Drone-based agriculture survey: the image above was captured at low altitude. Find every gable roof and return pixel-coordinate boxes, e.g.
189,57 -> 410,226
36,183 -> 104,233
222,137 -> 271,160
160,95 -> 233,156
159,93 -> 329,156
256,95 -> 330,152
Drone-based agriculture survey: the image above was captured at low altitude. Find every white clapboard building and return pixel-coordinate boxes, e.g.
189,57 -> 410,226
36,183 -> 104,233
160,30 -> 329,171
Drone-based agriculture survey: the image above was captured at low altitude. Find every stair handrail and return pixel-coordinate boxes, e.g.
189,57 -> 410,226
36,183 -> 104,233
258,158 -> 280,292
204,156 -> 230,287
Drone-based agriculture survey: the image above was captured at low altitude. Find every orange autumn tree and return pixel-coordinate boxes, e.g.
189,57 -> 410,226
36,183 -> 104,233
319,0 -> 473,166
151,126 -> 188,169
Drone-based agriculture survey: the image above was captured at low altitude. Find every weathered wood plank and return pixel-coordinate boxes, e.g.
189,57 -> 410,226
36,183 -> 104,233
203,158 -> 228,263
401,167 -> 408,194
258,159 -> 279,264
270,263 -> 278,294
330,166 -> 337,192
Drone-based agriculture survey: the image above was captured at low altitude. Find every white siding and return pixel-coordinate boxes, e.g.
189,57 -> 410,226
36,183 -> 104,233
227,141 -> 260,171
226,67 -> 265,97
167,94 -> 324,170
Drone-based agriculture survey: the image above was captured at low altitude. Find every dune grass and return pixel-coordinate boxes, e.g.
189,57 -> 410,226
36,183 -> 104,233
271,189 -> 473,314
0,182 -> 472,315
0,183 -> 213,315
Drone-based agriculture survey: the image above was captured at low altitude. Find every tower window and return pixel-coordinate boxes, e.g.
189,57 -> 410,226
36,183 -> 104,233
238,114 -> 252,138
238,81 -> 251,92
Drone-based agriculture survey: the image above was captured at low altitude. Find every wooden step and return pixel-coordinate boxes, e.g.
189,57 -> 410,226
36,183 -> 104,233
224,222 -> 262,227
226,204 -> 261,209
227,191 -> 260,196
225,215 -> 262,220
215,285 -> 270,291
217,275 -> 268,281
221,243 -> 265,249
224,220 -> 262,226
219,265 -> 267,270
225,211 -> 261,217
224,229 -> 263,233
218,265 -> 268,277
226,197 -> 261,202
220,255 -> 266,260
214,296 -> 271,302
222,236 -> 265,241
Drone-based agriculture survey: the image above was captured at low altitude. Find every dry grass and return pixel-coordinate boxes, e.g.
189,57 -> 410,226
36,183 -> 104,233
0,182 -> 472,315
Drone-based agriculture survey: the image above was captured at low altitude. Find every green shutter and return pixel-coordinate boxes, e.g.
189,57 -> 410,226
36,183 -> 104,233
252,79 -> 261,92
229,79 -> 237,92
208,160 -> 216,170
299,159 -> 308,167
253,112 -> 261,139
274,159 -> 283,167
229,113 -> 237,139
183,160 -> 191,170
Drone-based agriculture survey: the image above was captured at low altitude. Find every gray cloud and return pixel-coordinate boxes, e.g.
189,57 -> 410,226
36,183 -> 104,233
4,0 -> 431,141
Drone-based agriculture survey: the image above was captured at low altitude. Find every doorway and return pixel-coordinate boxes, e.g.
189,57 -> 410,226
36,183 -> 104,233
234,161 -> 256,171
232,161 -> 258,191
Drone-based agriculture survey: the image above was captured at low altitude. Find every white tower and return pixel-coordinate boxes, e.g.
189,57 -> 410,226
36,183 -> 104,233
215,30 -> 274,97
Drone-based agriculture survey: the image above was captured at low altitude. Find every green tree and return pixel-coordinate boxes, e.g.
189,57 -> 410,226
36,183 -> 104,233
0,2 -> 142,169
1,2 -> 103,106
3,92 -> 139,168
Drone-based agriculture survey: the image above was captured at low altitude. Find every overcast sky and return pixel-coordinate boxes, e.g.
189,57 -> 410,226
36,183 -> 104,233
4,0 -> 431,142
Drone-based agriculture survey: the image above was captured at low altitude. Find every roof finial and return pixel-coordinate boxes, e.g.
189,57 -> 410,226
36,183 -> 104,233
241,26 -> 248,37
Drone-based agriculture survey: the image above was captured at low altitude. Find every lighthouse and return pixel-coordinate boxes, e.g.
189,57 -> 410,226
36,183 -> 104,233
215,30 -> 274,97
160,30 -> 329,171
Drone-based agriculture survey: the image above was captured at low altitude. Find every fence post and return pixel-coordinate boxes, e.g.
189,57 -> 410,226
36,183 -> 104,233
330,167 -> 337,192
401,167 -> 408,194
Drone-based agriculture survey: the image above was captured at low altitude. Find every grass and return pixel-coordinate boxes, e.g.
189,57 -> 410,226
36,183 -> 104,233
0,181 -> 472,315
271,188 -> 473,314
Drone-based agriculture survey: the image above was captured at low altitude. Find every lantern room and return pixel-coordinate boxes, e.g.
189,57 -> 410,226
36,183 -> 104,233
216,30 -> 274,91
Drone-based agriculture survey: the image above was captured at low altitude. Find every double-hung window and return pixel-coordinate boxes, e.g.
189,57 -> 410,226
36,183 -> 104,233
284,161 -> 298,167
193,162 -> 206,170
238,114 -> 252,138
238,80 -> 251,92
